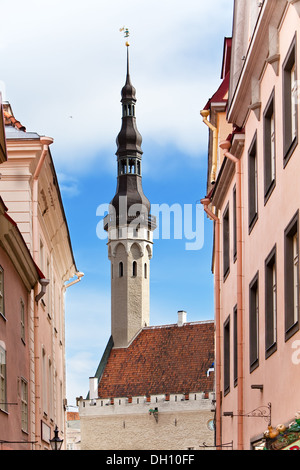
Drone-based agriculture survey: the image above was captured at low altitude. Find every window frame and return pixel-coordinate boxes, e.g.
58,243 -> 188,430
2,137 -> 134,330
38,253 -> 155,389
0,265 -> 5,319
248,132 -> 258,232
233,185 -> 237,262
223,315 -> 230,396
265,245 -> 277,358
0,345 -> 7,413
20,298 -> 25,344
263,88 -> 276,203
233,304 -> 238,387
283,33 -> 298,167
21,377 -> 28,433
249,272 -> 259,372
223,202 -> 230,281
284,211 -> 299,341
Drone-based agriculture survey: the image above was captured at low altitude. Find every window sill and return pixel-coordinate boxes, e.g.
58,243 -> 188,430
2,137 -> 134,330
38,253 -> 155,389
249,213 -> 258,234
264,180 -> 276,206
265,342 -> 277,359
285,321 -> 299,342
0,312 -> 6,322
250,359 -> 259,374
223,268 -> 230,283
283,136 -> 298,169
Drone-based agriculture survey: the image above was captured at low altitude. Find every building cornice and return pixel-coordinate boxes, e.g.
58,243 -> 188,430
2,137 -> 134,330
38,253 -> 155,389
227,0 -> 288,127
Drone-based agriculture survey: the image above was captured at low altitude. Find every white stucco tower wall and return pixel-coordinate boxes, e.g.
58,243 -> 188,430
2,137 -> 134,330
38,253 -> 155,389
107,225 -> 153,348
104,43 -> 156,349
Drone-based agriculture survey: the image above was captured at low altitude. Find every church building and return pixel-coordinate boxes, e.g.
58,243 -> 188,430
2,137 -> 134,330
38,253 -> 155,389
77,40 -> 215,451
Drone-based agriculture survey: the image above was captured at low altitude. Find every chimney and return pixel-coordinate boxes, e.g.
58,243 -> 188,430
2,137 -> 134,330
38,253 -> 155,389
177,310 -> 187,327
89,377 -> 98,400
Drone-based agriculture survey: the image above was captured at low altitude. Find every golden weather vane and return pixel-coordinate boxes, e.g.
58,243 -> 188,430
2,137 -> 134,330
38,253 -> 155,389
119,27 -> 130,47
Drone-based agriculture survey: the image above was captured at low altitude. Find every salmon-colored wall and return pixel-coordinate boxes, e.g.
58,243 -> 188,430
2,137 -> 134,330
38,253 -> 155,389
0,246 -> 31,450
218,6 -> 300,449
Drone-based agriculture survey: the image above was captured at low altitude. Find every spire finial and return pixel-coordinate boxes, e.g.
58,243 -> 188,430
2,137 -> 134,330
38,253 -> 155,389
119,27 -> 130,47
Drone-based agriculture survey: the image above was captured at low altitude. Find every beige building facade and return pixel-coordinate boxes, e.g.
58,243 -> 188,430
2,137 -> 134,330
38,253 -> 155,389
202,0 -> 300,450
0,103 -> 80,449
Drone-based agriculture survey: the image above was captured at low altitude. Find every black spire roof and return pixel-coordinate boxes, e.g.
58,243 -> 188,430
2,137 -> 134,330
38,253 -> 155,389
105,45 -> 155,231
116,47 -> 143,159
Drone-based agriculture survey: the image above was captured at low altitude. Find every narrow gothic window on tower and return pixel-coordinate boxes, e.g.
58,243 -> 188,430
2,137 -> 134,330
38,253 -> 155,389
133,261 -> 137,277
144,263 -> 147,279
119,262 -> 124,277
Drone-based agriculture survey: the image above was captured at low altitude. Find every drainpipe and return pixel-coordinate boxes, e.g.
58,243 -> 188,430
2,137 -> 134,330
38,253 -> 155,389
200,197 -> 221,449
200,110 -> 218,185
219,140 -> 244,451
32,136 -> 53,449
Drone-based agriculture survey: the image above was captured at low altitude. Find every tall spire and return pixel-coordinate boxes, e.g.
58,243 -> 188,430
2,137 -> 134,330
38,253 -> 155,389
108,31 -> 153,228
104,31 -> 156,348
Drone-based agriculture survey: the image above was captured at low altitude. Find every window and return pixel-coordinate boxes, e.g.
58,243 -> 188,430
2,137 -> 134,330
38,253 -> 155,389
21,299 -> 25,343
0,345 -> 7,412
233,186 -> 237,261
248,133 -> 258,231
132,261 -> 137,277
39,239 -> 44,273
223,203 -> 230,280
223,316 -> 230,395
249,273 -> 259,372
283,34 -> 298,165
264,90 -> 276,200
21,378 -> 28,433
144,263 -> 147,279
265,246 -> 277,357
285,212 -> 299,341
0,266 -> 4,318
233,305 -> 238,386
123,103 -> 135,117
42,348 -> 48,415
119,262 -> 124,278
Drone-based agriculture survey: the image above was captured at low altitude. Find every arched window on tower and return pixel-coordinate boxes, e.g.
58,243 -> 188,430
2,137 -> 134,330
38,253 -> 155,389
144,263 -> 147,279
119,262 -> 124,278
128,158 -> 136,174
120,160 -> 127,175
133,261 -> 137,277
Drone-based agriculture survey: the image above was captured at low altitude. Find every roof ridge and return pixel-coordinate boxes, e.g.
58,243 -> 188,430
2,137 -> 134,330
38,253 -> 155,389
144,319 -> 214,330
3,104 -> 26,132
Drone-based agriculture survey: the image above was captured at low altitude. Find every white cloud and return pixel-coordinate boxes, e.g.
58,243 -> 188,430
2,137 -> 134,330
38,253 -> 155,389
0,0 -> 233,174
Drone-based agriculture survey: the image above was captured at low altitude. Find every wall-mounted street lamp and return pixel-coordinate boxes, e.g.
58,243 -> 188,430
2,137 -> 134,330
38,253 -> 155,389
50,426 -> 63,451
149,407 -> 159,423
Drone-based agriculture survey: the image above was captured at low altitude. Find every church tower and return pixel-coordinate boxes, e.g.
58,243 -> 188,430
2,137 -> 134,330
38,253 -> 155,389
104,40 -> 156,348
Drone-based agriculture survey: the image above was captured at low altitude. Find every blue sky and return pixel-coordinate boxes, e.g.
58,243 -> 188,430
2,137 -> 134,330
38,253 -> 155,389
0,0 -> 233,406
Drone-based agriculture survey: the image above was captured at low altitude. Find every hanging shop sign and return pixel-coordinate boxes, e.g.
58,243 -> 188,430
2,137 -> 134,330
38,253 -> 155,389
264,412 -> 300,450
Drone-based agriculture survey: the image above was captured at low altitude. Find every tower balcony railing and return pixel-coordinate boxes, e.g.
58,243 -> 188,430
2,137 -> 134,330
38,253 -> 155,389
103,213 -> 156,231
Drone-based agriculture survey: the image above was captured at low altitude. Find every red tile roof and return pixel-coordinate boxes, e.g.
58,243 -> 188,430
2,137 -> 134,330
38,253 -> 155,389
203,72 -> 229,111
3,110 -> 26,132
67,412 -> 80,421
97,321 -> 214,399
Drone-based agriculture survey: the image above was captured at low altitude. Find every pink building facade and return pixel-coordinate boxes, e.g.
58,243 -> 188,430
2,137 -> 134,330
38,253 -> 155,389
0,198 -> 42,450
202,0 -> 300,450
